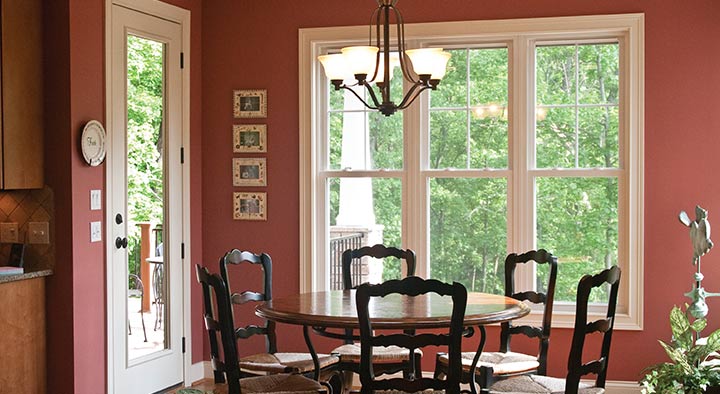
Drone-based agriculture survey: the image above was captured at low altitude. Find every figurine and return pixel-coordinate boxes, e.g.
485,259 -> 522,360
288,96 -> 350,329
679,205 -> 719,319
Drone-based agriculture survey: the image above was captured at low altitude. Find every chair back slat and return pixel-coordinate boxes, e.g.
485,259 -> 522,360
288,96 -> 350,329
512,291 -> 546,304
356,276 -> 467,394
341,244 -> 416,290
501,249 -> 558,376
220,249 -> 278,354
565,265 -> 621,394
586,318 -> 613,334
236,325 -> 268,339
507,325 -> 543,339
374,333 -> 452,349
231,291 -> 265,304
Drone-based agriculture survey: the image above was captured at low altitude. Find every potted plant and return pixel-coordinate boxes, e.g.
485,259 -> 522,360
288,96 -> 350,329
641,305 -> 720,394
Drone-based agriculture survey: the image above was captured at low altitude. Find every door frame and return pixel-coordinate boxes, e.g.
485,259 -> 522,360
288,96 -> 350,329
104,0 -> 193,391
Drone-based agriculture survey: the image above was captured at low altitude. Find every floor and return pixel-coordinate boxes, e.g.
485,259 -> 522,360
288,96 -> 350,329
128,295 -> 166,359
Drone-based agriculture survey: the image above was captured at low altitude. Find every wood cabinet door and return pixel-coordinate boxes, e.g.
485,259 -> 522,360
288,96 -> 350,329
1,0 -> 43,189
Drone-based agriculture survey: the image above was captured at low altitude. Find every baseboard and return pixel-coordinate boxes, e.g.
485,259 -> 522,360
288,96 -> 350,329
604,380 -> 641,394
188,361 -> 211,384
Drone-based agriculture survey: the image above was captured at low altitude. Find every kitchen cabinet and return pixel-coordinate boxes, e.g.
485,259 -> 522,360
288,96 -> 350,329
0,0 -> 43,189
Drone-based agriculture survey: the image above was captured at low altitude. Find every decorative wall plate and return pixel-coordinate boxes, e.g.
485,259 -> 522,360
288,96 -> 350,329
81,120 -> 106,166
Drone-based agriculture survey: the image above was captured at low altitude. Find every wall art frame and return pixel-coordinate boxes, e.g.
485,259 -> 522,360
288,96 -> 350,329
233,192 -> 266,220
233,157 -> 266,186
233,89 -> 267,118
233,124 -> 267,153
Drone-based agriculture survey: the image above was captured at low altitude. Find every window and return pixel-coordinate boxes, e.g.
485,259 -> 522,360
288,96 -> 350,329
299,14 -> 644,329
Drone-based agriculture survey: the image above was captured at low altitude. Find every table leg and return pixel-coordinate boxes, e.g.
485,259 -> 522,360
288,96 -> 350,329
469,325 -> 486,394
303,325 -> 321,381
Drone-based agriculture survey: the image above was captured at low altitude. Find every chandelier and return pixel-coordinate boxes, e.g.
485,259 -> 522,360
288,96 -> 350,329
318,0 -> 451,116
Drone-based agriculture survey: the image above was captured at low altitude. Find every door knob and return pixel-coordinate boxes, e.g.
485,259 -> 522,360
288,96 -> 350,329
115,213 -> 123,224
115,237 -> 128,249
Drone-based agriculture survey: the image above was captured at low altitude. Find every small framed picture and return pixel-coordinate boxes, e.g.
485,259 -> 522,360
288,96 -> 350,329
233,89 -> 267,118
233,124 -> 267,153
233,192 -> 266,220
233,158 -> 266,186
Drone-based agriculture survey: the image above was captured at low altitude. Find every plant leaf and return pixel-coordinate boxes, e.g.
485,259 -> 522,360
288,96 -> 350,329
691,318 -> 708,333
670,306 -> 693,349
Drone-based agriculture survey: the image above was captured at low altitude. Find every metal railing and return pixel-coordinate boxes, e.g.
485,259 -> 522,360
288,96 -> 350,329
329,233 -> 365,290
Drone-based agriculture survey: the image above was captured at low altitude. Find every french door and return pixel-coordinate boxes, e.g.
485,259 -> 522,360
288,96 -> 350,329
107,2 -> 186,393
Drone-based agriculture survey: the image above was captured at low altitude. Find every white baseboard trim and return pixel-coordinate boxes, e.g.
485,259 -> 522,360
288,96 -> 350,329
604,380 -> 641,394
188,361 -> 211,384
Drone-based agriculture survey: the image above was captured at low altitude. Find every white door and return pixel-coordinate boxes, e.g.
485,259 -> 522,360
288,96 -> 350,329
108,3 -> 185,393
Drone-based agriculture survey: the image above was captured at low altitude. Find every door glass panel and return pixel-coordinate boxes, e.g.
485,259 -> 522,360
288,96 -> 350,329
126,34 -> 166,360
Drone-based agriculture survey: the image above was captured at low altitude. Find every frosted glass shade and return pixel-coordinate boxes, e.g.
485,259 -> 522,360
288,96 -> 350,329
372,52 -> 400,83
406,48 -> 452,79
341,46 -> 379,77
318,54 -> 350,80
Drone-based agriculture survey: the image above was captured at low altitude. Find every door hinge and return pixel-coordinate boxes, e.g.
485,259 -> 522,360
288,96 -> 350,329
180,147 -> 184,164
182,337 -> 186,353
181,242 -> 185,259
180,52 -> 184,69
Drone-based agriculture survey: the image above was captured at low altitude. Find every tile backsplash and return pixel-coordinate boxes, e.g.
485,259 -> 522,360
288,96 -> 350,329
0,186 -> 54,271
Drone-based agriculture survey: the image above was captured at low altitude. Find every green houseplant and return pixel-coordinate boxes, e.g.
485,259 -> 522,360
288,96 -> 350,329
641,305 -> 720,394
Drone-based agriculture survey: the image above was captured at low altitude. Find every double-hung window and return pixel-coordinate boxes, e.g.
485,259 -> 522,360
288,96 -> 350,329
299,14 -> 644,329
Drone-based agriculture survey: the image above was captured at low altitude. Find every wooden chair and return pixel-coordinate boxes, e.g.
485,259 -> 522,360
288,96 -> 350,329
355,276 -> 469,394
488,265 -> 621,394
332,244 -> 422,383
219,250 -> 341,380
195,264 -> 327,394
435,249 -> 558,389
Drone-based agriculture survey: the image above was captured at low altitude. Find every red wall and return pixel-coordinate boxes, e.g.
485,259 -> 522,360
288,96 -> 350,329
200,0 -> 720,383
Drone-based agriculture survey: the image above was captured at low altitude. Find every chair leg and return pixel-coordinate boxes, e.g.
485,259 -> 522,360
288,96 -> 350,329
139,294 -> 148,342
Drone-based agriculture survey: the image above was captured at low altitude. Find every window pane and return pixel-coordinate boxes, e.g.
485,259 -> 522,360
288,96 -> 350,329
328,102 -> 403,170
578,43 -> 619,105
429,178 -> 507,294
470,108 -> 508,168
536,45 -> 576,106
469,48 -> 508,107
431,49 -> 467,108
536,177 -> 618,302
328,177 -> 402,288
578,106 -> 619,168
536,107 -> 575,168
430,110 -> 467,168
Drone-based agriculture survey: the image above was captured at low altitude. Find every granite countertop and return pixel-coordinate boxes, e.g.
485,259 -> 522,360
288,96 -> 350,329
0,269 -> 53,284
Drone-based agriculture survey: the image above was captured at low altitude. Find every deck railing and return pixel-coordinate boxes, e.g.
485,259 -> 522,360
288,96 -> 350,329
329,233 -> 365,290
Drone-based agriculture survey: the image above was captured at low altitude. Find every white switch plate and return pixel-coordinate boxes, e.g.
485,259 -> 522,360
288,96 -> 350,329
90,190 -> 101,210
0,222 -> 19,243
90,221 -> 102,242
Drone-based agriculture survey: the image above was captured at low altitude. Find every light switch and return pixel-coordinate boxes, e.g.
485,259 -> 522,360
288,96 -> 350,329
90,221 -> 102,242
0,222 -> 19,243
91,190 -> 102,210
28,222 -> 50,244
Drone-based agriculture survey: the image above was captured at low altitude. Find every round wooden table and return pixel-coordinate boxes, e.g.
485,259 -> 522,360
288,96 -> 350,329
256,290 -> 530,391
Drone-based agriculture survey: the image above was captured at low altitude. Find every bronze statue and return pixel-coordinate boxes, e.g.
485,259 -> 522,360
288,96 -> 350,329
679,206 -> 719,318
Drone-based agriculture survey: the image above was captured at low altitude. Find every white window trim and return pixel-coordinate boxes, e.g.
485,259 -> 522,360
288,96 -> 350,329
299,13 -> 644,330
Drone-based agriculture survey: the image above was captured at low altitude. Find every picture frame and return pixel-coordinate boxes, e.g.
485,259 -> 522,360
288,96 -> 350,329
233,158 -> 266,186
233,124 -> 267,153
233,192 -> 266,221
233,89 -> 267,118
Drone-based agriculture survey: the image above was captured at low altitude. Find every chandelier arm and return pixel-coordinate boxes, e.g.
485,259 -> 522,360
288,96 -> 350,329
393,5 -> 418,84
396,82 -> 432,110
361,80 -> 383,109
339,84 -> 379,111
368,5 -> 381,83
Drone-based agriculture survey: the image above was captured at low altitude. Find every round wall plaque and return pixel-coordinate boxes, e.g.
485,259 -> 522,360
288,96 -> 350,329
81,120 -> 106,166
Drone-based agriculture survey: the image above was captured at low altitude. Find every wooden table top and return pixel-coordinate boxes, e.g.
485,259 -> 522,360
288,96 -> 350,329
256,290 -> 530,329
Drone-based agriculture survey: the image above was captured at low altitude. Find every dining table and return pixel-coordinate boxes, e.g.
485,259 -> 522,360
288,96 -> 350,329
256,289 -> 531,393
